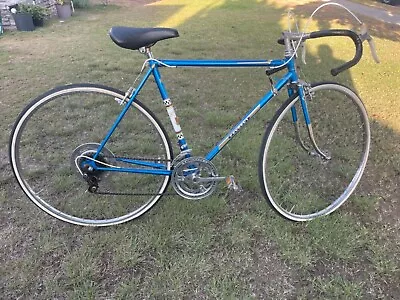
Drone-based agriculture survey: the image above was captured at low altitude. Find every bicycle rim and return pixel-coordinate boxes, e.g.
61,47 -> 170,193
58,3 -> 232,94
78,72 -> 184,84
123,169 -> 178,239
9,84 -> 173,226
259,82 -> 370,221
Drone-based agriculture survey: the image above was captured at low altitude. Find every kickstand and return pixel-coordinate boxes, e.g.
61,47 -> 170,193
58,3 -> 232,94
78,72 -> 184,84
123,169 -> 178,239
225,175 -> 243,196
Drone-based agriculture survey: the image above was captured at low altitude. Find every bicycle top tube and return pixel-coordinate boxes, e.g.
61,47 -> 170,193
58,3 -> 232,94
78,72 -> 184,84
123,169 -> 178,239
156,59 -> 288,68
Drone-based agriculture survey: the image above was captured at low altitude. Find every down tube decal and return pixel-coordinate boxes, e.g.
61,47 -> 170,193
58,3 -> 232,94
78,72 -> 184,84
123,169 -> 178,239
218,104 -> 261,150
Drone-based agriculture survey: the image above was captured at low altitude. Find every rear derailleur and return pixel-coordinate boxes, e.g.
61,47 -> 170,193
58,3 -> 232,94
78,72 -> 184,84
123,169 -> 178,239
81,164 -> 100,193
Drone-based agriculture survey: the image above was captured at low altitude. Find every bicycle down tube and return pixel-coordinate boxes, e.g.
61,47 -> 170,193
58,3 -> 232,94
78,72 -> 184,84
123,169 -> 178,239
94,56 -> 301,175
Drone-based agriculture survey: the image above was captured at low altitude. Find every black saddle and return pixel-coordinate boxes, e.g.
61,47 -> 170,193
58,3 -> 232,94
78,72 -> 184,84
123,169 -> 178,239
109,27 -> 179,50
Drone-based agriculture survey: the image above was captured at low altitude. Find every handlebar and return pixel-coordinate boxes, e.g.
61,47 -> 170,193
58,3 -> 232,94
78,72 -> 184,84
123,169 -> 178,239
277,29 -> 365,76
308,29 -> 363,76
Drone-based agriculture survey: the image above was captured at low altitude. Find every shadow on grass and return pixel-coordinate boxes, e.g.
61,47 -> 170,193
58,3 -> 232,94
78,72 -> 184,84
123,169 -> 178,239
294,1 -> 400,41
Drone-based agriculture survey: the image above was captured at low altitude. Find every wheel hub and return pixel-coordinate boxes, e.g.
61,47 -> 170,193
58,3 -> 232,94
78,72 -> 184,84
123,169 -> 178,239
70,143 -> 115,186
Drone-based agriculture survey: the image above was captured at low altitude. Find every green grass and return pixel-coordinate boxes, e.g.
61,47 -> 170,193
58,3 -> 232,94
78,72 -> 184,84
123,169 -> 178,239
312,275 -> 364,299
1,0 -> 400,298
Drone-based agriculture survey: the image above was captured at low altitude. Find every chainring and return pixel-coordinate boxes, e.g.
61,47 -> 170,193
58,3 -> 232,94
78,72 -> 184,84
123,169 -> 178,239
172,157 -> 219,200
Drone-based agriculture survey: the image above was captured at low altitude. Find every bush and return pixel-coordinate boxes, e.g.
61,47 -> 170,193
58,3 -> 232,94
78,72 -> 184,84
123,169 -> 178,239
73,0 -> 90,8
19,4 -> 50,21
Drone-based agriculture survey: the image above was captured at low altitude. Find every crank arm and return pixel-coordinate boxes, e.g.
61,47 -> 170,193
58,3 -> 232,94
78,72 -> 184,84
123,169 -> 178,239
193,176 -> 226,183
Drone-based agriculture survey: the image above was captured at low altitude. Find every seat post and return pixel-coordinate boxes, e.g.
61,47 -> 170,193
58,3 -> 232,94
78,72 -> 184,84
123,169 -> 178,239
139,47 -> 154,59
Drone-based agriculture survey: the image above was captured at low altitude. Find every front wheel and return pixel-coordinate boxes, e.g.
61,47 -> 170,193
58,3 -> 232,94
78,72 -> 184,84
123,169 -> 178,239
9,84 -> 173,226
259,82 -> 370,221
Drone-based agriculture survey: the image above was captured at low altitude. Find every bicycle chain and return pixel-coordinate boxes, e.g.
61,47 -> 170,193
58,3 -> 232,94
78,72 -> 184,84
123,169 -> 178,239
108,155 -> 172,163
89,155 -> 176,196
94,190 -> 177,196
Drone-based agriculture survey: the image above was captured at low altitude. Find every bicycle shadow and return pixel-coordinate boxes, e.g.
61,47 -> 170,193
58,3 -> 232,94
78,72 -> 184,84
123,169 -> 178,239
309,44 -> 400,224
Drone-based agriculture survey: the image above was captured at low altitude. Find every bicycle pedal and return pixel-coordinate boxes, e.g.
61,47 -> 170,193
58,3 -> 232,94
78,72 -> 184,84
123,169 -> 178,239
226,175 -> 243,192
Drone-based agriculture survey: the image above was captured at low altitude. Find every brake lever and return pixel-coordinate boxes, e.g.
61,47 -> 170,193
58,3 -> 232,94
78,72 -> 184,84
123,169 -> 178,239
359,23 -> 380,63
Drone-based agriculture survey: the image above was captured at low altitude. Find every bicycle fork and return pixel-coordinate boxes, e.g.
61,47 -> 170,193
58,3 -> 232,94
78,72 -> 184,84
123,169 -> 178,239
292,84 -> 331,160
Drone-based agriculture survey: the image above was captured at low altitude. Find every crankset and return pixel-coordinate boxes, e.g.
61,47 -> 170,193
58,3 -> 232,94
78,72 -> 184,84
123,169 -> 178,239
171,157 -> 226,200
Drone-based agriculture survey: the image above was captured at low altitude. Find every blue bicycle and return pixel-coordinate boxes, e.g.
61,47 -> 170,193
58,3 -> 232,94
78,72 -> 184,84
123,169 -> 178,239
9,11 -> 379,226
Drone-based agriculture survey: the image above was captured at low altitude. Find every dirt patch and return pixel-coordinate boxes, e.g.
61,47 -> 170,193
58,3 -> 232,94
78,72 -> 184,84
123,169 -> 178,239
304,257 -> 400,299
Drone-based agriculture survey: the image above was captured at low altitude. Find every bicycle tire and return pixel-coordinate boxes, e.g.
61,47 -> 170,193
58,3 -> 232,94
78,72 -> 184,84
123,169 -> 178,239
9,83 -> 173,226
258,82 -> 370,221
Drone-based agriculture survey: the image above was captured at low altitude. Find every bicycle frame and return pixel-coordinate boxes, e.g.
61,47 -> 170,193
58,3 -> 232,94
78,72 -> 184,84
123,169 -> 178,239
92,55 -> 307,175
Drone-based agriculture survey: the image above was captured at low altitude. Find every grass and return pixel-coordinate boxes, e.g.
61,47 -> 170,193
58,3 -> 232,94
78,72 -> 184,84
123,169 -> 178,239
1,0 -> 400,298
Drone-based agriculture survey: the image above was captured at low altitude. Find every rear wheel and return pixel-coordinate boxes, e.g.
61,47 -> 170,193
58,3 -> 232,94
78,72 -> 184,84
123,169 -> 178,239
9,84 -> 173,226
259,82 -> 370,221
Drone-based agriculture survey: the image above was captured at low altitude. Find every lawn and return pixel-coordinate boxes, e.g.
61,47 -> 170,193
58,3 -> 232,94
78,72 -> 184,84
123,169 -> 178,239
1,0 -> 399,298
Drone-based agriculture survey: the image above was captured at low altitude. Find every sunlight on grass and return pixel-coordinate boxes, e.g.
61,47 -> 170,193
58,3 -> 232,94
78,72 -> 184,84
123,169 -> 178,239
265,0 -> 319,10
151,0 -> 225,27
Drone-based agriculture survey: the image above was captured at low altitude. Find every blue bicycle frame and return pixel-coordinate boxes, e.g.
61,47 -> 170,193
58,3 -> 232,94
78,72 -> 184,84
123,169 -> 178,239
92,56 -> 307,175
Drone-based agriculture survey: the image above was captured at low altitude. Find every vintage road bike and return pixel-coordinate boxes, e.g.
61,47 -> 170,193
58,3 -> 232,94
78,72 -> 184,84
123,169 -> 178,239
9,4 -> 380,226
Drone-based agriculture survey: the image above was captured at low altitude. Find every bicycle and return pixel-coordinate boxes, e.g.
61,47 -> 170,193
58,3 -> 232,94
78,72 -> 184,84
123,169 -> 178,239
9,4 -> 379,226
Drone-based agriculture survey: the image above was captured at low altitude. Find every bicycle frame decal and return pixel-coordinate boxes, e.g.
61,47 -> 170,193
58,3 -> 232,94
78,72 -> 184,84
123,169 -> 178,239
152,64 -> 189,151
218,104 -> 261,150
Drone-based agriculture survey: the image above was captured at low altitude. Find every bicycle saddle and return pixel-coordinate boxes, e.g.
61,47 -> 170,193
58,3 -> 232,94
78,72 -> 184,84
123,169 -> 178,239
109,27 -> 179,50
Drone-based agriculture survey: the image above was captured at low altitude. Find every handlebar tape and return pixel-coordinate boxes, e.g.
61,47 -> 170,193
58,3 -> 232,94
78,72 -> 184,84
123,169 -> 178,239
308,29 -> 363,76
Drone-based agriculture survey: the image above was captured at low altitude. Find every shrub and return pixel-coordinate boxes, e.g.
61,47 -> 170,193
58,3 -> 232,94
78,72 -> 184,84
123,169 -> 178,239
19,4 -> 50,21
73,0 -> 90,8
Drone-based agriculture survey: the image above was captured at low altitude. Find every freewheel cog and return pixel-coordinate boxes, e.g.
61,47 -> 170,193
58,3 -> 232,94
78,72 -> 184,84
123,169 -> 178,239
70,143 -> 116,181
172,157 -> 220,200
